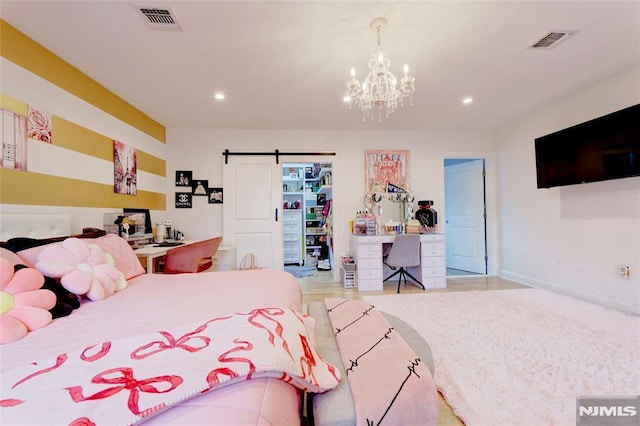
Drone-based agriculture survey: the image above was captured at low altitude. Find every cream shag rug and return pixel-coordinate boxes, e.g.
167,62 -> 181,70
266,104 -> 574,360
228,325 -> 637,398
363,289 -> 640,426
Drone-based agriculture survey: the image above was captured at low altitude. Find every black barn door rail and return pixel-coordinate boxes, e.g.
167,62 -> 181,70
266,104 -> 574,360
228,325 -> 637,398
222,149 -> 336,164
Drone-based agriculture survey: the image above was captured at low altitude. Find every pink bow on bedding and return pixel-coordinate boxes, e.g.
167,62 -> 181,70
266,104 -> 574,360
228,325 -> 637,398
0,307 -> 340,425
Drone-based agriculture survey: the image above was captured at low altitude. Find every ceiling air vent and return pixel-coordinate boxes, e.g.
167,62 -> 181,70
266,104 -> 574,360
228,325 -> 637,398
139,7 -> 182,31
530,31 -> 574,49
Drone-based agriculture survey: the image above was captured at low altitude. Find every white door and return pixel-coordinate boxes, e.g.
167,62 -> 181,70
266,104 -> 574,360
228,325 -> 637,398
444,159 -> 486,274
222,156 -> 283,270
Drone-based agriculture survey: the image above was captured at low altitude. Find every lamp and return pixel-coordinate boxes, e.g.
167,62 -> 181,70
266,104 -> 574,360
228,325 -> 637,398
344,17 -> 416,122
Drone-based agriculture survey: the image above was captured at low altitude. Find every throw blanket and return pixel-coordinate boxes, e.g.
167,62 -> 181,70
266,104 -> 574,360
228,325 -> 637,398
0,308 -> 341,425
325,298 -> 439,425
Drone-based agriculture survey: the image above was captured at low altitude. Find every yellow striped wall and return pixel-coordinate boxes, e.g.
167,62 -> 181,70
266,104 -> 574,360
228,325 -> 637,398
0,20 -> 166,211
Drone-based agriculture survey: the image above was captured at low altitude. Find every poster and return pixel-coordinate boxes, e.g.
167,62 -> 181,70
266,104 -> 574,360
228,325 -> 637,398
1,108 -> 28,170
192,179 -> 208,196
113,140 -> 137,195
27,106 -> 53,143
365,150 -> 410,193
175,170 -> 192,186
208,187 -> 223,203
175,192 -> 192,208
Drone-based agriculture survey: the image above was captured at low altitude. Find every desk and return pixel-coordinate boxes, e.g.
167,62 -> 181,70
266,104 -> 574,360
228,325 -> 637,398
134,241 -> 194,274
134,242 -> 233,274
350,233 -> 446,291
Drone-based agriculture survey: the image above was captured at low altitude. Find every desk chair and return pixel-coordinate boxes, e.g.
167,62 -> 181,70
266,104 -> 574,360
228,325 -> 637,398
383,234 -> 425,293
163,237 -> 223,274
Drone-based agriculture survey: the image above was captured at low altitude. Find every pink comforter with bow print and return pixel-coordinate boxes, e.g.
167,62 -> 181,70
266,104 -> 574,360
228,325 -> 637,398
1,308 -> 340,425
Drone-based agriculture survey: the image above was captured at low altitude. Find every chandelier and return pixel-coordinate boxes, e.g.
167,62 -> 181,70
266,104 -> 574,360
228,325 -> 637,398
344,17 -> 416,122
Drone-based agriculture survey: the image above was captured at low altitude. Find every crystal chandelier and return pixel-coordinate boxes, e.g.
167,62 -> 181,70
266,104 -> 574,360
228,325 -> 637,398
344,17 -> 416,122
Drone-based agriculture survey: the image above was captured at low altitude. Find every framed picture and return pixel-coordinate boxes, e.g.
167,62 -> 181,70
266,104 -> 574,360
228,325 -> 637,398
113,140 -> 137,195
0,108 -> 28,170
175,170 -> 192,187
27,105 -> 53,144
208,187 -> 223,204
175,192 -> 192,208
365,150 -> 410,193
192,179 -> 208,196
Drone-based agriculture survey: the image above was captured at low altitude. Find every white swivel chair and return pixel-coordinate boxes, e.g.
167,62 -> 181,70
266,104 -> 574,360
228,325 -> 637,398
383,234 -> 425,293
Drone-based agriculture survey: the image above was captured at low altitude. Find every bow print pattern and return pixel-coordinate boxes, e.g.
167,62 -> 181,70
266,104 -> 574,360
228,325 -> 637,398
0,308 -> 341,425
131,324 -> 211,359
66,367 -> 183,416
206,338 -> 256,386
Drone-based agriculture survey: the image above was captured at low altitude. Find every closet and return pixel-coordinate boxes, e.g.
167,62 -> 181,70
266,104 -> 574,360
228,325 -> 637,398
282,163 -> 332,270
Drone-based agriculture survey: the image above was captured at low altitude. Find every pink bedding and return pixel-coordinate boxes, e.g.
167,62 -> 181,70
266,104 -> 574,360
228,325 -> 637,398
1,269 -> 308,425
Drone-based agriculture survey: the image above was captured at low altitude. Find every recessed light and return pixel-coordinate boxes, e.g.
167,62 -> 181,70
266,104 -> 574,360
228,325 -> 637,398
214,92 -> 225,101
462,97 -> 473,104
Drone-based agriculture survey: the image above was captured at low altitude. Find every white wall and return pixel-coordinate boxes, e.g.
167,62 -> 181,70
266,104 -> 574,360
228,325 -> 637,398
496,67 -> 640,314
165,128 -> 497,279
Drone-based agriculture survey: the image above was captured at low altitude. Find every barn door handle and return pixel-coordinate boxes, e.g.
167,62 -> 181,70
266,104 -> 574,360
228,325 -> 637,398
275,208 -> 279,222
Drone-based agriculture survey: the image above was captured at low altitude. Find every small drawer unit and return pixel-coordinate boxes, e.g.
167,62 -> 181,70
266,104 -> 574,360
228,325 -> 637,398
419,234 -> 446,289
350,235 -> 383,292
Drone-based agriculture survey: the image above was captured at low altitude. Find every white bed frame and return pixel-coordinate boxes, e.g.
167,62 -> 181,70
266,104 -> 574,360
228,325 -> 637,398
0,214 -> 71,241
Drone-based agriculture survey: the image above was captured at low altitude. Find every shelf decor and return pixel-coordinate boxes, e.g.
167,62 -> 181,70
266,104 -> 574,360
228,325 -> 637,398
365,149 -> 410,193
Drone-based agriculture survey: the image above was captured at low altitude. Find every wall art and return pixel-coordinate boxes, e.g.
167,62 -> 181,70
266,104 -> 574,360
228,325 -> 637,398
113,140 -> 137,195
0,108 -> 28,170
175,192 -> 192,208
192,179 -> 208,196
27,105 -> 52,143
208,187 -> 223,204
175,170 -> 192,186
365,149 -> 410,193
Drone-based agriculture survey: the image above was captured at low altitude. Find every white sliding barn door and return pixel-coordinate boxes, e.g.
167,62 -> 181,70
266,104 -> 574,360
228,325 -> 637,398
222,156 -> 283,270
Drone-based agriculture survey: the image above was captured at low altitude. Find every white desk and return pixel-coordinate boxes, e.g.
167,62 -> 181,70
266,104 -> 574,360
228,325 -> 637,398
134,241 -> 233,274
134,241 -> 195,274
350,233 -> 446,291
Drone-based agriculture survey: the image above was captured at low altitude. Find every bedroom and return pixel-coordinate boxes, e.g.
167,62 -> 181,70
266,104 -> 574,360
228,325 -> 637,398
0,1 -> 638,424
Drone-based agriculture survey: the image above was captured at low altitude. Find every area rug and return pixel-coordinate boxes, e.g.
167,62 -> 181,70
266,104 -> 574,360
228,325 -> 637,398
363,289 -> 640,426
284,265 -> 316,278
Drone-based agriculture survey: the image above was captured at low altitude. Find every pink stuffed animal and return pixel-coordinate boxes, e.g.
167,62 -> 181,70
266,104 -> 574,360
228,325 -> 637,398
0,258 -> 56,344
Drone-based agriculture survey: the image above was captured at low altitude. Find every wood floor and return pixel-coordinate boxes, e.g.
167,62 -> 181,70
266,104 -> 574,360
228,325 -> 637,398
297,271 -> 528,426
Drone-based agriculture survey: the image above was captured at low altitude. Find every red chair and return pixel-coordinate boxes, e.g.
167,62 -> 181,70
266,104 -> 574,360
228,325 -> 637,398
162,237 -> 223,274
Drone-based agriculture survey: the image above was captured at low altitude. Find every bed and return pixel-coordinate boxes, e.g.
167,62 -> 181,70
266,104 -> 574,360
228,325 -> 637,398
0,214 -> 439,425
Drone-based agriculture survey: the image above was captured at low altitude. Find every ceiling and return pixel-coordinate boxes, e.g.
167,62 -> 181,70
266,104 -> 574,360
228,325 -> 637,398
1,1 -> 639,132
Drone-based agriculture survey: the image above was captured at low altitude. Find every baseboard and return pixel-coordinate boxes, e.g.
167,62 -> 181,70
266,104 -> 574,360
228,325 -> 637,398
500,270 -> 640,315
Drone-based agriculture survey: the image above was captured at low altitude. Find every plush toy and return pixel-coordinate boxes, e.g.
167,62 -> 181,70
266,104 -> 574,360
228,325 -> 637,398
35,269 -> 81,319
0,259 -> 56,344
3,240 -> 82,319
36,238 -> 127,301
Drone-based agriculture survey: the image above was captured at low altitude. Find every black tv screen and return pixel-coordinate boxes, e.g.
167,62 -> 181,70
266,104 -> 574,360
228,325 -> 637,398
535,103 -> 640,188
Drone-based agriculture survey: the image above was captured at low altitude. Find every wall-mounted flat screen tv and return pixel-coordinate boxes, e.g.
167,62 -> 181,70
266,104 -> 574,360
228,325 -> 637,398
535,103 -> 640,188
